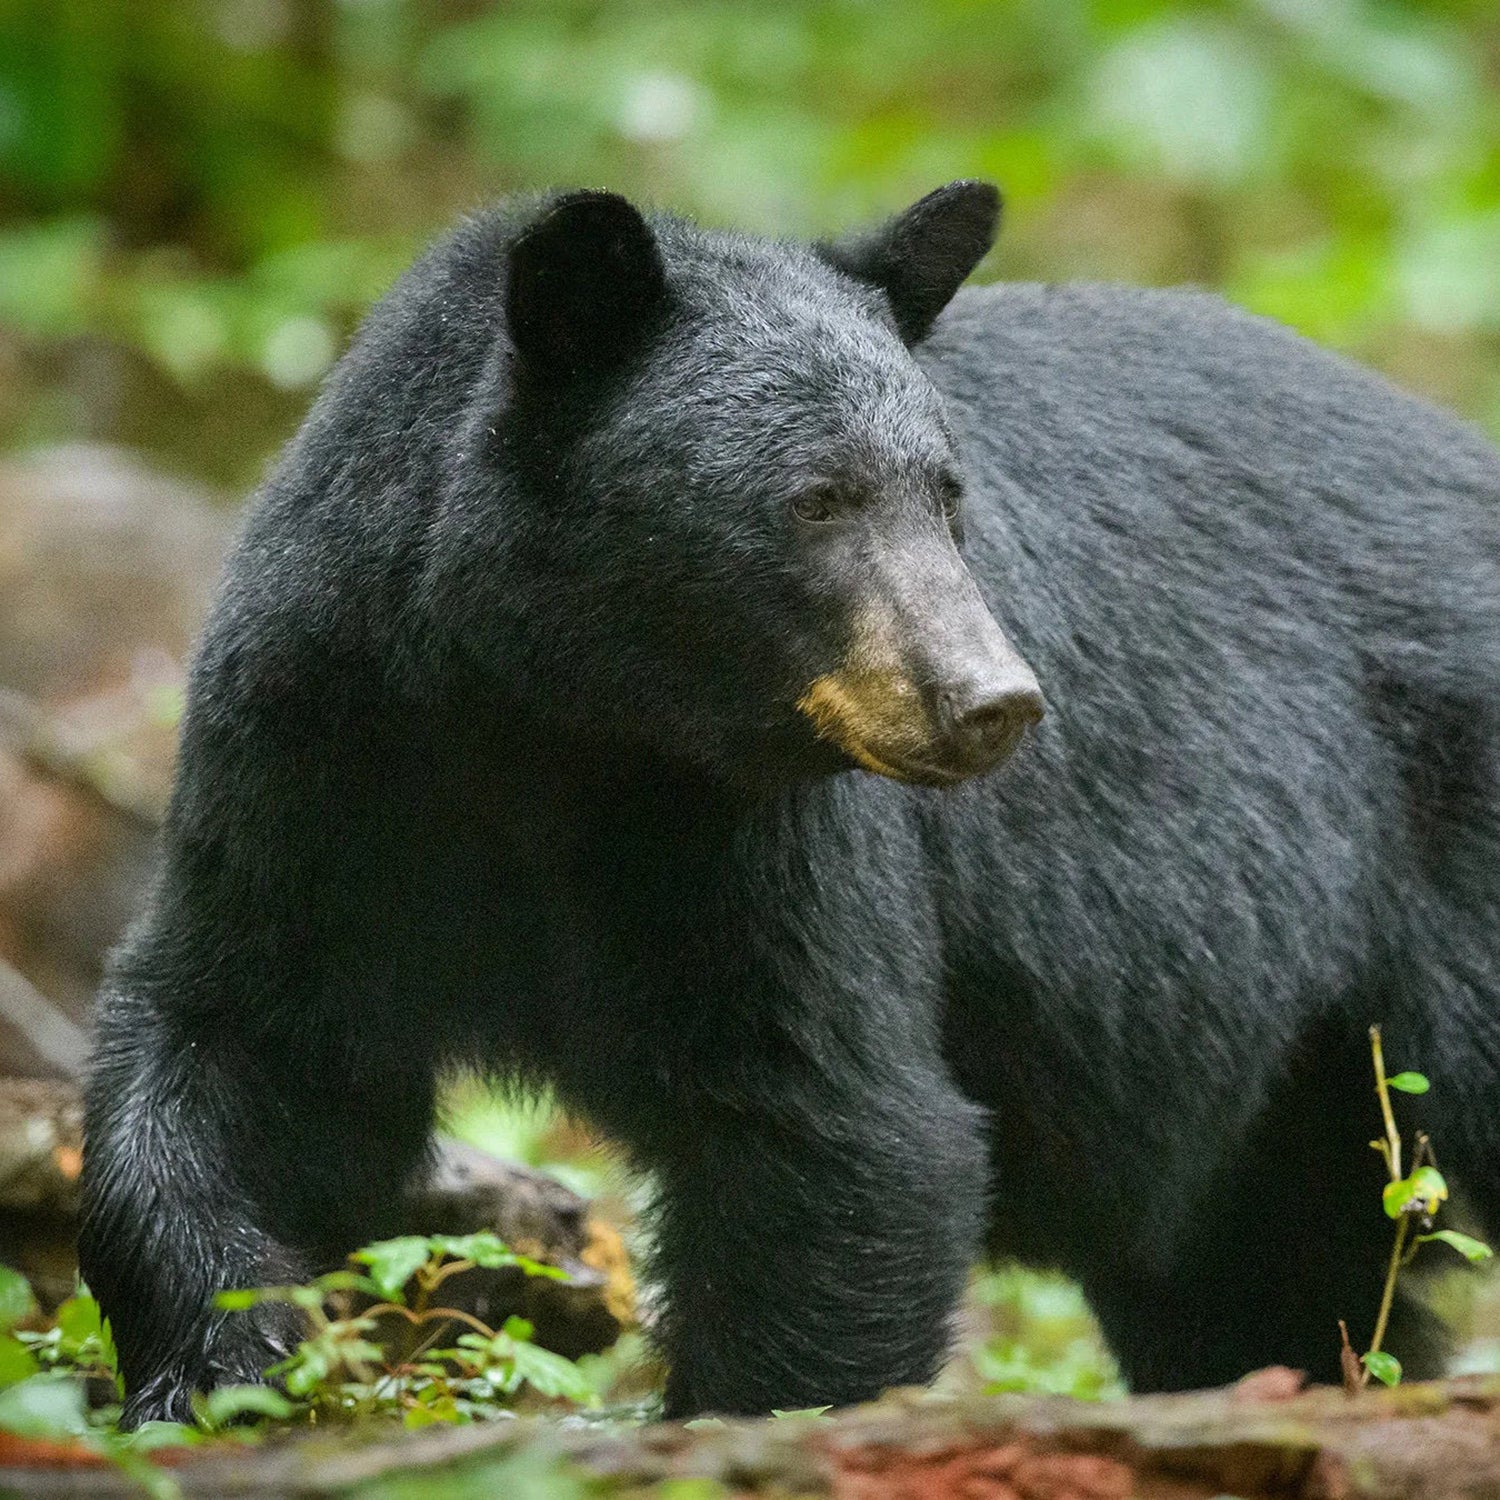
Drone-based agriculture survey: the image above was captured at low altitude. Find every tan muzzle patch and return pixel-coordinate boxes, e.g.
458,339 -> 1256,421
796,669 -> 935,782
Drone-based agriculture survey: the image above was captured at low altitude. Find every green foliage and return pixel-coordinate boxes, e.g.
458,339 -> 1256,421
0,1263 -> 35,1330
1382,1164 -> 1449,1219
16,1288 -> 118,1393
357,1237 -> 438,1300
0,1285 -> 185,1498
2,1 -> 1499,483
0,1264 -> 38,1390
471,1320 -> 598,1404
1418,1229 -> 1495,1264
356,1232 -> 566,1297
1384,1072 -> 1430,1095
1353,1030 -> 1493,1390
0,1232 -> 598,1497
970,1268 -> 1122,1400
215,1231 -> 597,1426
196,1383 -> 297,1426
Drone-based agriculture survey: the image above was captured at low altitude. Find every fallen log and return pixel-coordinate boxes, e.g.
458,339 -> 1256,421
4,1374 -> 1500,1497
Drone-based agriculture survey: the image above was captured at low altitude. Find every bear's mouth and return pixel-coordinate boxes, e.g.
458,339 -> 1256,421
864,754 -> 970,788
796,674 -> 999,787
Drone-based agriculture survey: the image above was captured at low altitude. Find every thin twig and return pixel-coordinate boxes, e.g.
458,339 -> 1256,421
1368,1215 -> 1410,1366
1370,1026 -> 1401,1182
1359,1027 -> 1415,1385
1338,1320 -> 1362,1395
362,1302 -> 496,1339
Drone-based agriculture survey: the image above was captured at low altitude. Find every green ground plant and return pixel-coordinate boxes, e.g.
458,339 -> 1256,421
212,1232 -> 599,1425
0,1232 -> 602,1497
0,1061 -> 1490,1499
1345,1026 -> 1493,1389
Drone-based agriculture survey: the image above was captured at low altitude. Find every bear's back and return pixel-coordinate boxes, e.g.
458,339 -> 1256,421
916,283 -> 1500,1262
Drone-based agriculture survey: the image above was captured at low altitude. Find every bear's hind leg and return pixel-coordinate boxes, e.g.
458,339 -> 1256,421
1082,1018 -> 1449,1392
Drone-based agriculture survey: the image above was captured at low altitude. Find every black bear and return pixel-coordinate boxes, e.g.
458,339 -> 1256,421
80,181 -> 1500,1426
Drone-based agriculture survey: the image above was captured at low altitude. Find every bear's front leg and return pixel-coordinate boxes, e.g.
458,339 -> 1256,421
81,984 -> 438,1426
646,1071 -> 989,1418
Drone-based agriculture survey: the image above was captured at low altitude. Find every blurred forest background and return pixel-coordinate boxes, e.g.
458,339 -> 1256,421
3,0 -> 1500,487
1,0 -> 1499,1408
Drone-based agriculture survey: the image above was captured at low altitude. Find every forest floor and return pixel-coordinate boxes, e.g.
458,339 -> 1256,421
5,1372 -> 1500,1499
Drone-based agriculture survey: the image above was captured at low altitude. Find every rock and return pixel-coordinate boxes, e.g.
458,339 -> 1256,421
0,445 -> 233,1034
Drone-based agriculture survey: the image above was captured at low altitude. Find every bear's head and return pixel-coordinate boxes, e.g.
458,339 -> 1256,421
484,182 -> 1042,790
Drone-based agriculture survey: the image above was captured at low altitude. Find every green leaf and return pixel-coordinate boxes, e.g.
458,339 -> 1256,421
1383,1166 -> 1449,1218
0,1335 -> 38,1389
354,1237 -> 434,1297
279,1350 -> 331,1397
313,1270 -> 382,1297
339,1339 -> 385,1365
404,1393 -> 465,1427
508,1339 -> 596,1403
1385,1072 -> 1430,1094
1417,1229 -> 1494,1263
98,1313 -> 119,1383
426,1232 -> 513,1266
198,1384 -> 298,1426
770,1405 -> 834,1420
1410,1166 -> 1449,1208
55,1294 -> 102,1345
0,1373 -> 89,1437
421,1233 -> 567,1281
1363,1350 -> 1402,1387
127,1420 -> 203,1451
0,1267 -> 36,1331
513,1254 -> 568,1281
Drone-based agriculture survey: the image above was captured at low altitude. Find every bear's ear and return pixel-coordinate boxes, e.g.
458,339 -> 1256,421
819,181 -> 1001,345
507,190 -> 668,380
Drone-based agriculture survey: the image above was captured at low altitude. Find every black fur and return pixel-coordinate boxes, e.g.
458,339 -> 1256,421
80,185 -> 1500,1426
820,179 -> 1001,345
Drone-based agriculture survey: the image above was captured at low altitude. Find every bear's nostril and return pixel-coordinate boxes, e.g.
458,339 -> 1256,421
942,683 -> 1045,765
966,687 -> 1044,738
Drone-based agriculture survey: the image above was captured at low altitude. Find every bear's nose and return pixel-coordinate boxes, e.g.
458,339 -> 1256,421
937,676 -> 1045,771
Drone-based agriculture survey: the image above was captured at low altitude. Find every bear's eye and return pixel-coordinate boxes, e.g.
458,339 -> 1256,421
938,473 -> 964,521
791,487 -> 844,525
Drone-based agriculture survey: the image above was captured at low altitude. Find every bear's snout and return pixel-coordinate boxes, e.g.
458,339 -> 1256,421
934,671 -> 1045,776
796,652 -> 1042,786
